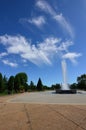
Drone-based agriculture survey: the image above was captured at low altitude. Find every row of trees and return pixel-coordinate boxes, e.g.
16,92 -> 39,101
0,72 -> 86,94
71,74 -> 86,90
51,74 -> 86,91
0,72 -> 49,94
0,72 -> 29,94
29,78 -> 44,91
29,79 -> 51,91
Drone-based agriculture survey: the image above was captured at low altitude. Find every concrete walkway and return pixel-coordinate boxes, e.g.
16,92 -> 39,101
0,103 -> 86,130
0,91 -> 86,130
8,91 -> 86,105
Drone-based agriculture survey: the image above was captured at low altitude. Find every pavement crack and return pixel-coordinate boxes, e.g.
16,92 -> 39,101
73,105 -> 86,112
46,105 -> 86,130
23,104 -> 32,130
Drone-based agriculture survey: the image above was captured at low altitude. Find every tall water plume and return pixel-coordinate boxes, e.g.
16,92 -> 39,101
61,60 -> 69,90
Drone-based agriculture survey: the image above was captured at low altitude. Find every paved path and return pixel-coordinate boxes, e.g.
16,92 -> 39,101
0,103 -> 86,130
0,91 -> 86,130
7,91 -> 86,105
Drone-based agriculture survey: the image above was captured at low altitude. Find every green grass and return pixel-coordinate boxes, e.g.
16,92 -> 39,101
0,92 -> 8,96
0,90 -> 16,96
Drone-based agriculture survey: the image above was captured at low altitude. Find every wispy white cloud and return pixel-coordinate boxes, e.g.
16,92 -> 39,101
57,40 -> 73,52
2,59 -> 18,67
0,35 -> 54,65
0,34 -> 81,66
62,52 -> 82,64
36,0 -> 74,38
38,37 -> 61,53
54,14 -> 74,38
0,52 -> 8,58
28,16 -> 46,28
19,16 -> 46,29
36,0 -> 56,16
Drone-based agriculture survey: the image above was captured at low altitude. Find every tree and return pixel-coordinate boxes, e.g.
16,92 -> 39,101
77,74 -> 86,90
16,72 -> 28,85
43,85 -> 50,90
14,75 -> 21,92
51,84 -> 61,90
55,84 -> 61,89
36,78 -> 43,91
14,72 -> 28,92
70,83 -> 77,89
7,76 -> 14,94
24,83 -> 29,92
29,81 -> 36,91
3,75 -> 8,91
0,73 -> 4,92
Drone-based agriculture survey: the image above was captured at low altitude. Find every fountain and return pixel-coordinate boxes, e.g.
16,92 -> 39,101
61,60 -> 69,90
56,60 -> 76,94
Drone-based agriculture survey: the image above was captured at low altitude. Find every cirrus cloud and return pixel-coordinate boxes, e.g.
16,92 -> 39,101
0,34 -> 59,66
0,34 -> 81,66
0,52 -> 8,58
2,59 -> 18,67
62,52 -> 82,64
28,16 -> 46,28
36,0 -> 56,16
36,0 -> 74,38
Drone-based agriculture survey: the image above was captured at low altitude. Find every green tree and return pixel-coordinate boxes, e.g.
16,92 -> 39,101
14,72 -> 28,92
14,75 -> 20,92
29,81 -> 36,91
0,73 -> 4,92
55,84 -> 61,89
17,73 -> 27,85
2,75 -> 8,92
36,78 -> 43,91
77,74 -> 86,90
70,83 -> 77,89
24,83 -> 29,92
7,76 -> 14,94
43,85 -> 50,90
51,84 -> 61,90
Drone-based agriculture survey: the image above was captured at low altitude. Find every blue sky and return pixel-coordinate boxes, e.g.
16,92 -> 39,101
0,0 -> 86,86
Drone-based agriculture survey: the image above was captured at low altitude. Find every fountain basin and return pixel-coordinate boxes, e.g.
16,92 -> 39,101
56,89 -> 77,94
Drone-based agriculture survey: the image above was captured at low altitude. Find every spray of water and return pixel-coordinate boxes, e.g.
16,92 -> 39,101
61,60 -> 69,90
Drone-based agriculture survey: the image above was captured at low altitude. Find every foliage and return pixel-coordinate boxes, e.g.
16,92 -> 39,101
77,74 -> 86,90
24,83 -> 29,92
14,75 -> 21,92
0,72 -> 29,94
70,83 -> 77,89
51,84 -> 61,90
14,72 -> 28,92
0,72 -> 86,95
43,85 -> 51,90
36,78 -> 43,91
3,75 -> 8,91
7,76 -> 14,94
29,81 -> 36,91
15,73 -> 28,85
19,85 -> 25,92
0,73 -> 4,92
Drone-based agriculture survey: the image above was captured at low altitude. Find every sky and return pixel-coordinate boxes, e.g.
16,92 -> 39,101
0,0 -> 86,86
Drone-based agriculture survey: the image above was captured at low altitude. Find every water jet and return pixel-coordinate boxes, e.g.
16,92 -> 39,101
56,60 -> 77,94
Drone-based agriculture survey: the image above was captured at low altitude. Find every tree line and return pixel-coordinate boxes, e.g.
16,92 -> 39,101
0,72 -> 86,95
0,72 -> 28,94
72,74 -> 86,90
0,72 -> 50,94
51,74 -> 86,91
